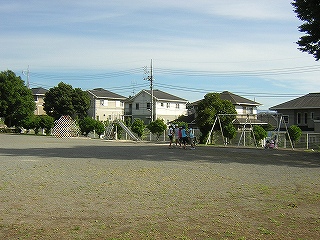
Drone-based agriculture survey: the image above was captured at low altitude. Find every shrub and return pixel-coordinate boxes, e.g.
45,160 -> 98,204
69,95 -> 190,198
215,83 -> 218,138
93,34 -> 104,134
131,118 -> 145,137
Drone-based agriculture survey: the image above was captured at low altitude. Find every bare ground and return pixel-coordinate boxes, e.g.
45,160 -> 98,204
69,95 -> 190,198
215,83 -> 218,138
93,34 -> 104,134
0,134 -> 319,240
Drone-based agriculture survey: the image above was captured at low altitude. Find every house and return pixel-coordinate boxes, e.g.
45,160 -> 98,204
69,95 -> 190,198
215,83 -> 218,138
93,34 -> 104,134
269,92 -> 320,132
220,91 -> 265,126
31,87 -> 48,115
124,89 -> 188,124
186,91 -> 265,128
87,88 -> 127,122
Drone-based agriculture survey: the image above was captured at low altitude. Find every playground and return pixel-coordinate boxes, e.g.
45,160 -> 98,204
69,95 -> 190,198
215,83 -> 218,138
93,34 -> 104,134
0,134 -> 319,239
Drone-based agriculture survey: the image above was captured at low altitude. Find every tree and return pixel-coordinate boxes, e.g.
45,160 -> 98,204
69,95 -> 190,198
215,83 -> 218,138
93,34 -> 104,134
292,0 -> 320,60
22,115 -> 38,134
39,115 -> 54,135
94,120 -> 105,138
43,82 -> 90,120
131,118 -> 145,138
78,117 -> 96,136
253,125 -> 268,145
0,70 -> 35,127
223,122 -> 237,144
287,125 -> 302,146
195,93 -> 237,143
147,119 -> 167,141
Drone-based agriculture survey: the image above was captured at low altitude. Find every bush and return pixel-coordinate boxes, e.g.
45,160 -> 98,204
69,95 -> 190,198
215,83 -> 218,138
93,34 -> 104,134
147,119 -> 167,141
287,125 -> 302,146
39,115 -> 54,135
94,121 -> 106,137
78,117 -> 96,136
253,125 -> 267,144
131,118 -> 145,138
223,123 -> 237,144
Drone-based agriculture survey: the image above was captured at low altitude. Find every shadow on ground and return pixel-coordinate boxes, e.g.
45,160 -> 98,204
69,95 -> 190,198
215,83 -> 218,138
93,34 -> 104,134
0,137 -> 319,168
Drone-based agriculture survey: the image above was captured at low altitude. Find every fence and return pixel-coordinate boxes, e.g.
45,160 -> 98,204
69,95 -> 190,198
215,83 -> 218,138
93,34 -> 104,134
119,129 -> 320,150
206,130 -> 320,150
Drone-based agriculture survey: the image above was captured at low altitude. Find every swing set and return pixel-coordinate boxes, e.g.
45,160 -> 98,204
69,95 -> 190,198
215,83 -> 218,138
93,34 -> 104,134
206,113 -> 294,149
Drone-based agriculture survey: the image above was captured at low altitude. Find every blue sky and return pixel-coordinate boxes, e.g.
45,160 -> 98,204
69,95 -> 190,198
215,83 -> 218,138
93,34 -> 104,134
1,0 -> 319,110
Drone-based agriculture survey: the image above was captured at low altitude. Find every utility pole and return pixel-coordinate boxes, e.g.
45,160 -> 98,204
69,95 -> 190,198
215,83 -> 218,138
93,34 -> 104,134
22,65 -> 30,89
144,59 -> 154,122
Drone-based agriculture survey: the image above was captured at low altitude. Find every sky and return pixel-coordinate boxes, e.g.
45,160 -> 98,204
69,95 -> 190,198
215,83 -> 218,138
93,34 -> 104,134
1,0 -> 320,110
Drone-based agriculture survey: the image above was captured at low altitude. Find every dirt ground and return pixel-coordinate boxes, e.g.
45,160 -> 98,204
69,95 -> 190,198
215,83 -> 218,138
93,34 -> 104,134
0,134 -> 319,240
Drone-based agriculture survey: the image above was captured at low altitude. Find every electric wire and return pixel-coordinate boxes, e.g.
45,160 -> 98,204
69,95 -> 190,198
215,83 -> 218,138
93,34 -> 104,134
26,64 -> 319,99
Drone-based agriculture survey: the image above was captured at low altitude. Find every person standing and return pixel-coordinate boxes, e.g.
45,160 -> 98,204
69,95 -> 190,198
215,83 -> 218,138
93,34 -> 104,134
174,125 -> 181,148
181,126 -> 188,149
189,128 -> 195,149
168,126 -> 174,148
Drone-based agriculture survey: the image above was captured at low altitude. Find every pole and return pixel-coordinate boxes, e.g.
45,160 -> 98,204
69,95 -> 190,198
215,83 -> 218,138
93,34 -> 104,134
22,65 -> 30,89
150,59 -> 154,122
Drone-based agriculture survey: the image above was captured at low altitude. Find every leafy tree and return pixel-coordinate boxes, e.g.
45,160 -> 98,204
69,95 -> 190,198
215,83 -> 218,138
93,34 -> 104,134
131,118 -> 145,137
22,115 -> 38,133
94,120 -> 106,138
39,115 -> 54,135
292,0 -> 320,60
171,120 -> 188,129
195,93 -> 237,143
147,119 -> 167,141
287,125 -> 302,146
78,117 -> 96,136
223,122 -> 237,144
22,115 -> 54,135
43,82 -> 90,120
253,125 -> 268,145
0,70 -> 35,127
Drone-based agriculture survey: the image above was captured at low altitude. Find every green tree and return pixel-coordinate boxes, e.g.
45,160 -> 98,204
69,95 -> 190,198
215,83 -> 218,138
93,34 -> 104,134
39,115 -> 54,135
253,125 -> 268,145
78,117 -> 96,136
0,70 -> 35,127
223,122 -> 237,144
43,82 -> 90,120
94,120 -> 105,138
147,119 -> 167,141
131,118 -> 145,138
195,93 -> 237,143
292,0 -> 320,60
22,115 -> 37,133
30,115 -> 42,135
287,125 -> 302,146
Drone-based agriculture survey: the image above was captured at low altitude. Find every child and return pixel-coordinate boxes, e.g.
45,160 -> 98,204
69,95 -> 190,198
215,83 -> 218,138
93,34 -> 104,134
168,126 -> 174,148
189,128 -> 195,149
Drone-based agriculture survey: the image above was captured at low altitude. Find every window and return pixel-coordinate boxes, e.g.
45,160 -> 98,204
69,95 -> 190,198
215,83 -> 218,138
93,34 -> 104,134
283,115 -> 289,124
311,112 -> 314,120
166,103 -> 170,108
147,102 -> 151,110
242,106 -> 246,114
136,103 -> 139,110
242,106 -> 253,114
34,96 -> 38,101
297,113 -> 301,124
161,103 -> 164,107
100,100 -> 108,106
176,103 -> 180,109
304,112 -> 308,124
